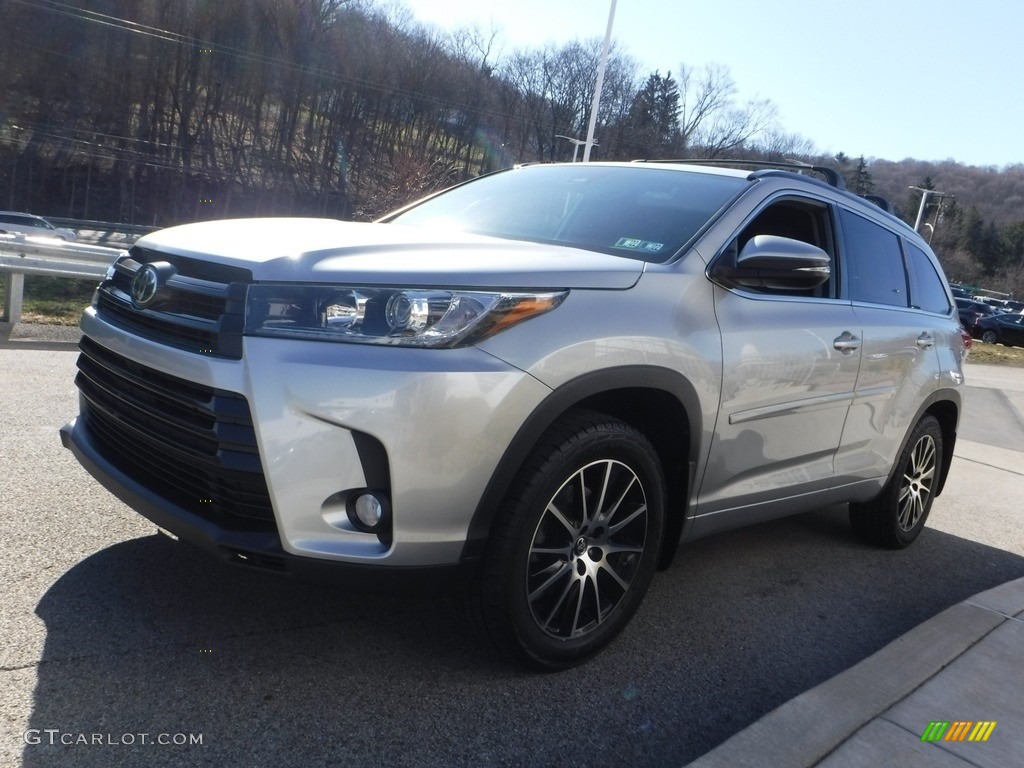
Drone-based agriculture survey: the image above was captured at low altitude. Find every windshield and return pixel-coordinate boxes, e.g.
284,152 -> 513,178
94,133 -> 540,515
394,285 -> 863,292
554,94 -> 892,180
387,165 -> 746,263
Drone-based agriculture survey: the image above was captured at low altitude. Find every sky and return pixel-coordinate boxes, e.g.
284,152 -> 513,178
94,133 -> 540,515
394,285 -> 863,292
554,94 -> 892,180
397,0 -> 1023,168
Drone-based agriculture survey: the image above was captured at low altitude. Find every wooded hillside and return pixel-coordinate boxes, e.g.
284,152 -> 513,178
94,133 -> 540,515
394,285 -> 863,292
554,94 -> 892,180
1,0 -> 1022,295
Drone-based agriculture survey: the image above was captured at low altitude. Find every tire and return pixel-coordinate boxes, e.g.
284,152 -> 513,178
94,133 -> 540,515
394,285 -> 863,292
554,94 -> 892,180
467,410 -> 665,669
982,330 -> 998,344
849,414 -> 942,549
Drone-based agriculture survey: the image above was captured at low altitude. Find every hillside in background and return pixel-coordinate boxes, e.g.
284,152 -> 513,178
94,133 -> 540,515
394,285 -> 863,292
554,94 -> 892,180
0,0 -> 1021,295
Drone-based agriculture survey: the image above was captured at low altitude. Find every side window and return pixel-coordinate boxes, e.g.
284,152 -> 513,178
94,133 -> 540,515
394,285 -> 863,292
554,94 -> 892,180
905,241 -> 952,314
730,197 -> 837,298
839,208 -> 908,307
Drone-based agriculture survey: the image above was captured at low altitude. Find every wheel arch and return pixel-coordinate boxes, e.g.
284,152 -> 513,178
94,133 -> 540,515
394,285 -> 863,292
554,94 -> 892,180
878,391 -> 960,501
924,394 -> 960,498
460,366 -> 703,570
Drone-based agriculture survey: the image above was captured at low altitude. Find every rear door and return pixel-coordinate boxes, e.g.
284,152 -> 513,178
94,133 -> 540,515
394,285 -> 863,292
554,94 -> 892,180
833,209 -> 952,486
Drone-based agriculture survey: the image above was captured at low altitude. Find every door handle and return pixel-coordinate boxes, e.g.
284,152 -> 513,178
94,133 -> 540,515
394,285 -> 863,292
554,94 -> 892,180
917,332 -> 935,349
833,331 -> 861,353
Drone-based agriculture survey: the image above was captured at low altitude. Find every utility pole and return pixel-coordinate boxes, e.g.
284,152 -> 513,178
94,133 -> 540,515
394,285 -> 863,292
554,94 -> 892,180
583,0 -> 617,162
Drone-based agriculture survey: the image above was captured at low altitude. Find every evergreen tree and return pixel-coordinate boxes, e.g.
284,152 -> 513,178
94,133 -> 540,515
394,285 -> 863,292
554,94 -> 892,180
623,71 -> 682,158
959,206 -> 988,261
1002,221 -> 1024,269
851,155 -> 874,195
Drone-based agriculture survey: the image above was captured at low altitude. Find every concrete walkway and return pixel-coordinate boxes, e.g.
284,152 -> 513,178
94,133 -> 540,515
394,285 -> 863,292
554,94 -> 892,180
686,577 -> 1024,767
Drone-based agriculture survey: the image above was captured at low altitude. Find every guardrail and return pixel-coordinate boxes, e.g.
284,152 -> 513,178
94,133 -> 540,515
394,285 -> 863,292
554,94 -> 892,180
49,217 -> 156,246
0,234 -> 124,323
49,216 -> 156,238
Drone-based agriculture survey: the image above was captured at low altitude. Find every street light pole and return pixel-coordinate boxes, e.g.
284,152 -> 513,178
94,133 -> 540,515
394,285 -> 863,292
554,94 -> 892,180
582,0 -> 617,162
555,135 -> 595,162
909,186 -> 953,234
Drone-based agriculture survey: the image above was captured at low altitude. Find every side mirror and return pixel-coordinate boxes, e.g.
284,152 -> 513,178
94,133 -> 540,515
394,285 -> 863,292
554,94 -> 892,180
711,235 -> 831,291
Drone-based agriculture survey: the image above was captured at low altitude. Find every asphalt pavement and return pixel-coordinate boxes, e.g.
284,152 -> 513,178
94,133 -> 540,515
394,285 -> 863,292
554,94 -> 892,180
2,324 -> 1023,767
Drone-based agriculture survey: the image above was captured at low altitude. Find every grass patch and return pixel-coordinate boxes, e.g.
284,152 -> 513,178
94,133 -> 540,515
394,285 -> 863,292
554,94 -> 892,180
967,340 -> 1024,367
17,299 -> 92,325
1,274 -> 95,325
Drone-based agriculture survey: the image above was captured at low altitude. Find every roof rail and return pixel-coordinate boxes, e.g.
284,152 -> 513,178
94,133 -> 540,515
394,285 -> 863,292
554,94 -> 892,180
632,158 -> 847,190
630,158 -> 908,220
862,194 -> 894,213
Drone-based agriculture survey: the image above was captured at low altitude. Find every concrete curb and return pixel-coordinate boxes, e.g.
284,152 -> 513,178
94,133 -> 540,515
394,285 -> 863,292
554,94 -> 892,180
685,577 -> 1024,768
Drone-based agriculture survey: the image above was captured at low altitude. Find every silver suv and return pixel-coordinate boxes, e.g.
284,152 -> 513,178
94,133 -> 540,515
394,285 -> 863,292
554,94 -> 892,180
60,162 -> 964,668
0,211 -> 76,240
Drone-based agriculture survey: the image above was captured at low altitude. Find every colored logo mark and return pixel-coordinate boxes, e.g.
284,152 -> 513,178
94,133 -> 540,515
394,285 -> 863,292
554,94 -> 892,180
921,721 -> 997,742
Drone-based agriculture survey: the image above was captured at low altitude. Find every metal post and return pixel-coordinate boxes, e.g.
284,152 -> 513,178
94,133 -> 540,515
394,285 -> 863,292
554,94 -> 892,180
912,190 -> 931,233
583,0 -> 617,162
2,271 -> 24,323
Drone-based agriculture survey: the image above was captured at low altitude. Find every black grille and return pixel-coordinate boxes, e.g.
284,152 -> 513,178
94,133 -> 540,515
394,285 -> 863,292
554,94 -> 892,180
94,246 -> 251,359
75,336 -> 275,531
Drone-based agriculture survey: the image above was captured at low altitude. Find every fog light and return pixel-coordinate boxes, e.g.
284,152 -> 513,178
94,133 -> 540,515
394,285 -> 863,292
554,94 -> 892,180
355,494 -> 383,527
347,490 -> 390,533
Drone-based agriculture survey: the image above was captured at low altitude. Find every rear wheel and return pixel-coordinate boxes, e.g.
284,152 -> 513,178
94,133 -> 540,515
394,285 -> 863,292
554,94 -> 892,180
982,330 -> 998,344
849,414 -> 942,549
468,410 -> 665,669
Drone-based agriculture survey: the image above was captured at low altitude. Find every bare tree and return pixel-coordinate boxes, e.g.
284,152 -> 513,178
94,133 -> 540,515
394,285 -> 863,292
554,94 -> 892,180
751,130 -> 817,161
677,63 -> 777,157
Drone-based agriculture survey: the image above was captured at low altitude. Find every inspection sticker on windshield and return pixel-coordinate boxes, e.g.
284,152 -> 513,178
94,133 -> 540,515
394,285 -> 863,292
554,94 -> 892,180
615,237 -> 664,253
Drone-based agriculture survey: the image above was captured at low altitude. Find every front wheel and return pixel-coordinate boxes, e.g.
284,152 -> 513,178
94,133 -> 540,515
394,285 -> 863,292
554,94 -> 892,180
982,330 -> 998,344
468,410 -> 665,669
849,414 -> 943,549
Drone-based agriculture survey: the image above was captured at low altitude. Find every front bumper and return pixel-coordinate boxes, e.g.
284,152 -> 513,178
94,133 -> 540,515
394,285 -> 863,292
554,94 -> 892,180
60,416 -> 476,593
64,308 -> 551,578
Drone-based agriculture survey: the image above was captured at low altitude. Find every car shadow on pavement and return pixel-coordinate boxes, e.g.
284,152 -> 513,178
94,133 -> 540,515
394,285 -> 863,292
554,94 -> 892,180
21,508 -> 1024,767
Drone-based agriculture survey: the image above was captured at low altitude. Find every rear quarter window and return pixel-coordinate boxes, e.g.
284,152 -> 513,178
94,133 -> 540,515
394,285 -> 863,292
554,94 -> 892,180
905,242 -> 952,314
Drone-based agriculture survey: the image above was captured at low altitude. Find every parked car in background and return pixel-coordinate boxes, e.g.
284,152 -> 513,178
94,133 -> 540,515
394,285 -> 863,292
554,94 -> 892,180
973,312 -> 1024,348
956,298 -> 999,329
0,211 -> 76,241
974,297 -> 1011,312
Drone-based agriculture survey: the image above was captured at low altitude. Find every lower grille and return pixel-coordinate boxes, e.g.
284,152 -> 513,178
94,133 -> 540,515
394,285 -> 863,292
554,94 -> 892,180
75,336 -> 275,531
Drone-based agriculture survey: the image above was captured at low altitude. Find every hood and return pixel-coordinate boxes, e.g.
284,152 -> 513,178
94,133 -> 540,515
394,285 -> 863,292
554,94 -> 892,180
134,218 -> 644,289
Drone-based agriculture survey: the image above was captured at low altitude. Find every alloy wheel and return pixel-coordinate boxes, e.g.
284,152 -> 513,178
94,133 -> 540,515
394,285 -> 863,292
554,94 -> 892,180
524,459 -> 648,640
897,433 -> 937,532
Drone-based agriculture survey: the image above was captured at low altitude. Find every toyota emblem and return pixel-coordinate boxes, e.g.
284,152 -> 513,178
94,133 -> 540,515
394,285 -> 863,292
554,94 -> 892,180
130,265 -> 160,308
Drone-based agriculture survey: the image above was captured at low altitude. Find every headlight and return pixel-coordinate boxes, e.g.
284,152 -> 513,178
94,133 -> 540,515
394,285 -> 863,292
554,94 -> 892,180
245,285 -> 567,348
